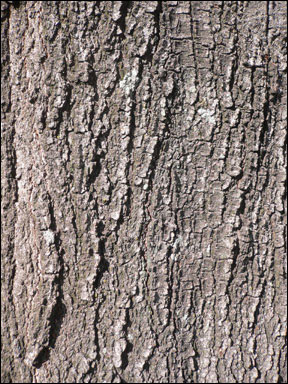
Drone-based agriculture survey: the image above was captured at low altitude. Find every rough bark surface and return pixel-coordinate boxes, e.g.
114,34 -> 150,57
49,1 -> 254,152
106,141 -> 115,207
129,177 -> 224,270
1,1 -> 287,383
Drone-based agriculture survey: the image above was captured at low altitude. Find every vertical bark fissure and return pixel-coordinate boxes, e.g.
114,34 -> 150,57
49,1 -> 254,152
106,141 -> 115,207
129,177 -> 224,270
1,4 -> 27,382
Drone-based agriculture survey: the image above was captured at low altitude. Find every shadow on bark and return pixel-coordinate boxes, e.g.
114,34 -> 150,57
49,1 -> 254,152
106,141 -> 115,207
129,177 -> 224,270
33,299 -> 67,369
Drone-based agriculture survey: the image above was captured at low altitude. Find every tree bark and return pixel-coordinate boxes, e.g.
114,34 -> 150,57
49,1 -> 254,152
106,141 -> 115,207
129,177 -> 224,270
1,1 -> 287,383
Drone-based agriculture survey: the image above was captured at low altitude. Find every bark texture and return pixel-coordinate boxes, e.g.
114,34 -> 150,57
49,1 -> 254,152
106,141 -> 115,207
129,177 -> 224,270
1,1 -> 287,383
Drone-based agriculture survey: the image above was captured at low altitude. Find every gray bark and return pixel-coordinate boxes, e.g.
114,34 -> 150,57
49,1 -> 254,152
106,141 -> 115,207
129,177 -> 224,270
1,1 -> 287,383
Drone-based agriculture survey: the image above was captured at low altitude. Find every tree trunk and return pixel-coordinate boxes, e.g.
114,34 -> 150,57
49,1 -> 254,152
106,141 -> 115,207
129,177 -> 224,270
1,1 -> 287,383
